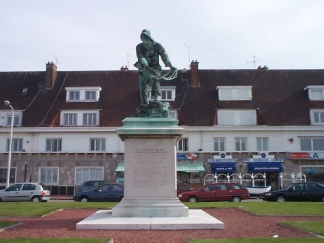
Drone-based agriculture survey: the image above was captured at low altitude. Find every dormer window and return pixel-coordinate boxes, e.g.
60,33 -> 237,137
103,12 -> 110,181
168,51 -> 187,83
310,109 -> 324,125
217,86 -> 252,101
305,86 -> 324,101
147,86 -> 176,101
217,109 -> 257,125
60,110 -> 100,126
65,87 -> 101,102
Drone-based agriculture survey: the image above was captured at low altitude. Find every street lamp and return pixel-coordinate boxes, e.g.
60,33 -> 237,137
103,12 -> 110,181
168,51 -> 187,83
4,100 -> 14,189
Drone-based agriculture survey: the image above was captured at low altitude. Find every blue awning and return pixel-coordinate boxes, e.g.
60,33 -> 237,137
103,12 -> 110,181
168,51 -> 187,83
248,162 -> 283,172
211,163 -> 236,173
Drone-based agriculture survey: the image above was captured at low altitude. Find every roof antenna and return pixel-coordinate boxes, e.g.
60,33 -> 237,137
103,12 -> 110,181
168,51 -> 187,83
50,53 -> 61,66
184,44 -> 192,67
126,53 -> 131,69
247,56 -> 262,70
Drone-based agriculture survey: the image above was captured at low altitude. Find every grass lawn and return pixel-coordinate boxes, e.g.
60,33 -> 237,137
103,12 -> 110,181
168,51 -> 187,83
0,201 -> 323,242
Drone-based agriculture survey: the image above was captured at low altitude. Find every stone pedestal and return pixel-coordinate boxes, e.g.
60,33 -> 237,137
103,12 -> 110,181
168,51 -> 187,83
112,117 -> 189,217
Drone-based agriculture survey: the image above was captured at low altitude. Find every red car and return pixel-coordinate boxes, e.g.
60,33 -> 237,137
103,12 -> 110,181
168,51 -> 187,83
178,182 -> 250,202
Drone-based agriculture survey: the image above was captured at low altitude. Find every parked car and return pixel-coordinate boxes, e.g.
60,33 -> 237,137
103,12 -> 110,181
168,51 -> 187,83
74,183 -> 124,202
177,183 -> 194,194
78,180 -> 110,192
0,182 -> 50,202
178,182 -> 250,202
261,182 -> 324,202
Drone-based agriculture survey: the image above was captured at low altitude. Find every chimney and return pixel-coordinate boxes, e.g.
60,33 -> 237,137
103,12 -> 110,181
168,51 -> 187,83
45,62 -> 57,90
190,60 -> 200,88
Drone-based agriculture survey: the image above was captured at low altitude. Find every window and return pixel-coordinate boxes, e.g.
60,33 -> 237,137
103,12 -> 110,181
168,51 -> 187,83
235,138 -> 247,151
178,138 -> 188,151
310,110 -> 324,125
46,139 -> 62,152
39,167 -> 59,184
83,113 -> 97,126
69,91 -> 80,101
257,137 -> 269,151
301,138 -> 324,151
217,110 -> 256,125
90,138 -> 106,151
214,138 -> 225,151
305,86 -> 324,101
217,86 -> 252,101
6,138 -> 23,152
65,87 -> 101,102
0,168 -> 16,184
22,184 -> 36,190
85,91 -> 96,100
6,115 -> 21,127
75,167 -> 104,185
63,113 -> 77,126
147,86 -> 176,101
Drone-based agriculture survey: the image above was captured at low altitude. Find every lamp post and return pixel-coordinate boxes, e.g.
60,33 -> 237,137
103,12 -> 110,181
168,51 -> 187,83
4,100 -> 14,189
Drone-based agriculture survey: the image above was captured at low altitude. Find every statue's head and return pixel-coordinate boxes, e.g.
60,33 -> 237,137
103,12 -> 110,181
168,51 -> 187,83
140,29 -> 154,43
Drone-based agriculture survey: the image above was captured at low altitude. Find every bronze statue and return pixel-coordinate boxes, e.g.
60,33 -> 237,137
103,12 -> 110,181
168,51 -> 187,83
134,29 -> 176,107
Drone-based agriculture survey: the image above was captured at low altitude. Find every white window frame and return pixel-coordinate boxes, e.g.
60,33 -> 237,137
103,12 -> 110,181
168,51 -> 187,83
177,138 -> 188,151
5,112 -> 22,127
217,109 -> 257,126
7,138 -> 23,152
305,86 -> 324,101
235,137 -> 247,151
300,137 -> 324,151
66,87 -> 101,102
46,138 -> 62,152
214,137 -> 225,151
147,86 -> 176,101
310,109 -> 324,125
217,86 -> 252,101
83,113 -> 98,126
75,166 -> 104,185
63,113 -> 77,126
39,167 -> 59,185
90,138 -> 106,151
257,137 -> 269,151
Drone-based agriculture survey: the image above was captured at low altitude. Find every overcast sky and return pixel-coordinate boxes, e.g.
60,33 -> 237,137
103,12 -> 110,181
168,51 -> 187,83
1,0 -> 323,72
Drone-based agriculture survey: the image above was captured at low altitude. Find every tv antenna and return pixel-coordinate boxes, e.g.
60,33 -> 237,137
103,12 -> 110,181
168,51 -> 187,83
50,53 -> 61,65
126,53 -> 131,69
247,55 -> 262,69
184,44 -> 192,67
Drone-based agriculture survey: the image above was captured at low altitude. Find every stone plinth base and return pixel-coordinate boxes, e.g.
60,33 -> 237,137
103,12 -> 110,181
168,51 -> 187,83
112,198 -> 188,217
76,209 -> 224,230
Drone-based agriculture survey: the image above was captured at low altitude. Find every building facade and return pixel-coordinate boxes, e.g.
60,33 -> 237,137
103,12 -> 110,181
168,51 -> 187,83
0,62 -> 324,194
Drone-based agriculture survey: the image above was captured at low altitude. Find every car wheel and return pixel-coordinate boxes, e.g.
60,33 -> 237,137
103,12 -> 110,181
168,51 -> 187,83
276,195 -> 286,202
31,196 -> 41,203
188,196 -> 197,203
80,196 -> 89,202
232,196 -> 241,202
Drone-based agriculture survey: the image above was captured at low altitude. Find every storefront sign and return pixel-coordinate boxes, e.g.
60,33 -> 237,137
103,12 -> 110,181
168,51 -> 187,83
244,158 -> 284,162
177,154 -> 187,160
290,152 -> 324,159
207,158 -> 239,163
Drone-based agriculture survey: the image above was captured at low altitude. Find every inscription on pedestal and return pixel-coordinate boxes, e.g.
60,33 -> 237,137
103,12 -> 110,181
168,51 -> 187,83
132,147 -> 168,188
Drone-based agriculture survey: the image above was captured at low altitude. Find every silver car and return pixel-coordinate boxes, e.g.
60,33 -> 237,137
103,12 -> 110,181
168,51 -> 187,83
0,182 -> 51,202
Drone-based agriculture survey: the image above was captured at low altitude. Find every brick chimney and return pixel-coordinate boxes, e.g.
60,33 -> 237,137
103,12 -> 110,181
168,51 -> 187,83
45,62 -> 57,90
190,60 -> 200,88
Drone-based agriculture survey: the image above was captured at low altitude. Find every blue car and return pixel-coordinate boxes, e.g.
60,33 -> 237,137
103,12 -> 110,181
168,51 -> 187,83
73,183 -> 124,202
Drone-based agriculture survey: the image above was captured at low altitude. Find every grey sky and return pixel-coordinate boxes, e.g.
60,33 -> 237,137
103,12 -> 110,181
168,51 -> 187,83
1,0 -> 323,71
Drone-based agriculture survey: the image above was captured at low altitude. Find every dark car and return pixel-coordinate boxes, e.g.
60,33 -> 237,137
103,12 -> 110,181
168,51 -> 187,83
78,180 -> 110,192
177,183 -> 194,194
0,182 -> 50,202
73,183 -> 124,202
178,182 -> 250,202
262,182 -> 324,202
